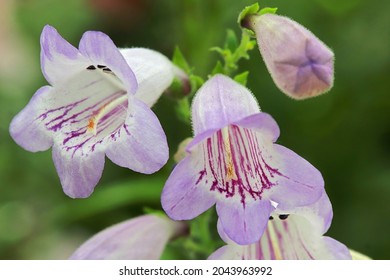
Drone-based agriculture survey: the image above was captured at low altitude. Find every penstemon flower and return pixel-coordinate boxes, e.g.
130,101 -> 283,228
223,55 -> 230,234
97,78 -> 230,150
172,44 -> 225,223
70,214 -> 187,260
10,25 -> 176,198
243,13 -> 334,100
209,192 -> 352,260
161,74 -> 324,245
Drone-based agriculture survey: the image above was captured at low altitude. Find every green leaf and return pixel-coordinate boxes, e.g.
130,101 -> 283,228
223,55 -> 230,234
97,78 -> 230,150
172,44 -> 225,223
234,71 -> 249,86
237,3 -> 260,24
225,29 -> 239,52
172,46 -> 191,73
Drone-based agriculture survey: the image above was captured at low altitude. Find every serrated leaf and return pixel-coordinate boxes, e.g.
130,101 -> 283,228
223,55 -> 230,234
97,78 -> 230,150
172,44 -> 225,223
234,71 -> 249,86
172,46 -> 191,73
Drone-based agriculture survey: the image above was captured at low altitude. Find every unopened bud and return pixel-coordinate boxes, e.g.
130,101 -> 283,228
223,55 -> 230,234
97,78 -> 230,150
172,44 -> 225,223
246,13 -> 334,99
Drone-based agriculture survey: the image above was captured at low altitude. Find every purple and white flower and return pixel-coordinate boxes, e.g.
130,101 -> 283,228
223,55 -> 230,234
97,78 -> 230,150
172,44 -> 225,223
245,13 -> 334,99
10,25 -> 176,198
70,214 -> 187,260
209,192 -> 352,260
161,74 -> 324,245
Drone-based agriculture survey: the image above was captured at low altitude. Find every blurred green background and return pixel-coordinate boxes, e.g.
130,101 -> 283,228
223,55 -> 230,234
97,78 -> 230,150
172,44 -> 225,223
0,0 -> 389,259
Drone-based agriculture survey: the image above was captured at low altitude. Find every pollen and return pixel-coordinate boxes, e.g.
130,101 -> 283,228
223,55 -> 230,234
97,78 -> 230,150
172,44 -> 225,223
87,117 -> 96,134
222,127 -> 238,181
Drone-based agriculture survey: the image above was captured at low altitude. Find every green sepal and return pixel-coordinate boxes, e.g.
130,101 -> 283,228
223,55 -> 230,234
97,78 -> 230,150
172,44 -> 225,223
234,71 -> 249,86
172,46 -> 191,73
211,61 -> 224,75
259,7 -> 278,16
237,3 -> 260,25
175,97 -> 192,125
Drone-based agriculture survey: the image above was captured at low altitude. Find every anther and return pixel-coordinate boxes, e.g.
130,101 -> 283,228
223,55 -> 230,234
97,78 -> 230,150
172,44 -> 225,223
102,68 -> 112,73
97,65 -> 106,69
278,214 -> 289,220
269,216 -> 274,220
86,65 -> 96,70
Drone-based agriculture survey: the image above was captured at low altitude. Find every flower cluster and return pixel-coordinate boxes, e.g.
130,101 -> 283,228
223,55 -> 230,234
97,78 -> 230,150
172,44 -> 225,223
10,6 -> 355,260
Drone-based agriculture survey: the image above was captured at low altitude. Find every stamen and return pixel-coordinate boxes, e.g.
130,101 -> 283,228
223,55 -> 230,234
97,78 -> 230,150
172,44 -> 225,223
102,68 -> 112,73
86,94 -> 128,136
97,65 -> 106,69
222,126 -> 238,181
278,214 -> 289,220
86,65 -> 96,70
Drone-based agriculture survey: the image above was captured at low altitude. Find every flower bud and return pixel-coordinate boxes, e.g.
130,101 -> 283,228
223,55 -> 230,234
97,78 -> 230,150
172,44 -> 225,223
246,13 -> 334,99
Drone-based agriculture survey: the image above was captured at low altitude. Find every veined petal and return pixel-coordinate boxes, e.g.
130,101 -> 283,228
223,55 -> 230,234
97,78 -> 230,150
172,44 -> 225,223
78,31 -> 137,95
233,112 -> 280,143
161,157 -> 216,220
52,143 -> 105,198
40,25 -> 89,85
191,74 -> 260,135
120,48 -> 175,107
265,144 -> 324,209
70,215 -> 187,260
216,199 -> 273,245
9,86 -> 53,152
105,98 -> 169,174
276,191 -> 332,235
211,192 -> 351,260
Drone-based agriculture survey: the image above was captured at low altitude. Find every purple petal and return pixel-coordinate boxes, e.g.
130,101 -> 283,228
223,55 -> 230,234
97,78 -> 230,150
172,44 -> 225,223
161,157 -> 216,220
322,237 -> 352,260
278,191 -> 333,234
253,14 -> 334,99
78,31 -> 137,95
105,98 -> 168,174
9,86 -> 53,152
70,215 -> 187,260
211,208 -> 351,259
40,25 -> 88,85
191,74 -> 260,135
265,144 -> 324,209
52,144 -> 105,198
216,199 -> 273,245
120,48 -> 175,107
233,112 -> 280,142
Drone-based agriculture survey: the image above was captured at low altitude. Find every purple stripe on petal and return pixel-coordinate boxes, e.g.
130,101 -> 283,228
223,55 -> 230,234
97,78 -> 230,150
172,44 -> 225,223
105,98 -> 168,174
52,143 -> 105,198
195,125 -> 282,205
162,156 -> 216,220
9,86 -> 53,152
